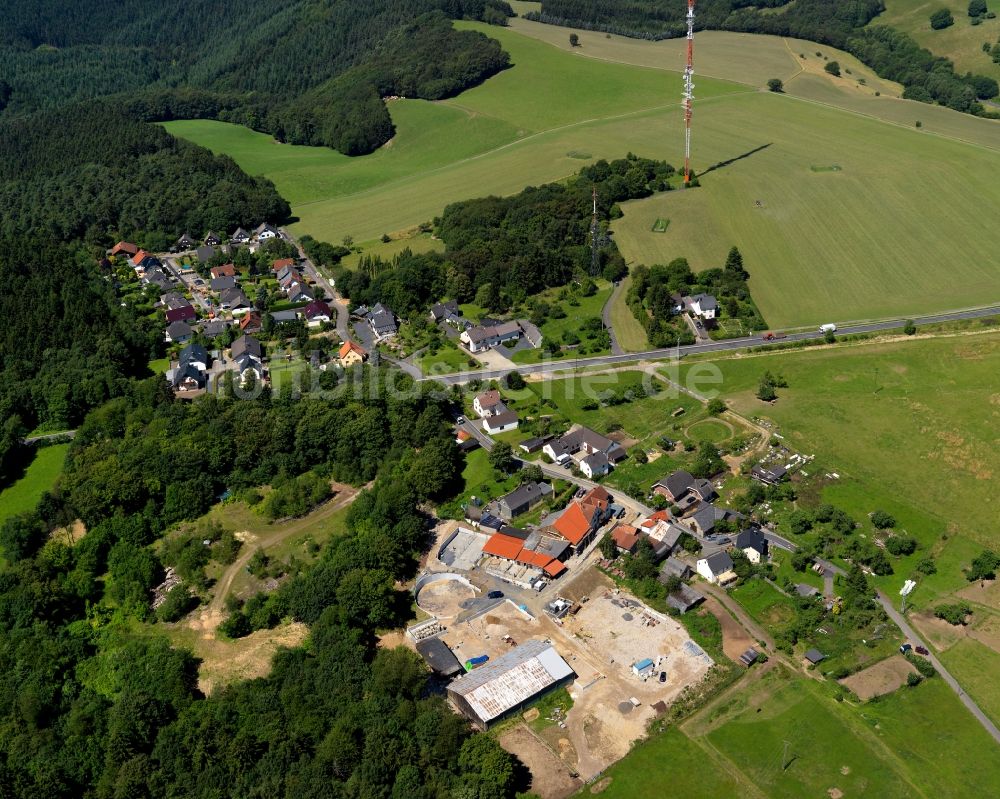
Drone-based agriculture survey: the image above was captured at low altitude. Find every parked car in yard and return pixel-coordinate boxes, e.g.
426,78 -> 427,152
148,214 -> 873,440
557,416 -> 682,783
487,590 -> 504,599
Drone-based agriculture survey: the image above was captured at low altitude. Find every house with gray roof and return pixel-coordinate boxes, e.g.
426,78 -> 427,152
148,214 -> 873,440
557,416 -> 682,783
367,303 -> 398,340
543,426 -> 627,466
696,550 -> 736,585
652,470 -> 718,507
165,320 -> 193,344
492,482 -> 552,521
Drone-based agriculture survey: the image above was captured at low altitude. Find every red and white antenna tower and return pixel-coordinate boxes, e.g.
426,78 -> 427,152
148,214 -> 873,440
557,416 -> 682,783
683,0 -> 696,185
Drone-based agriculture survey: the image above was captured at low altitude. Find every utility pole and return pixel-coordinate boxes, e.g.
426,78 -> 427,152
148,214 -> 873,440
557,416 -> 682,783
683,0 -> 696,185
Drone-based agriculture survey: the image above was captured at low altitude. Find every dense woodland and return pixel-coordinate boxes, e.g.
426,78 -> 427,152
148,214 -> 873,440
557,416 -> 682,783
322,155 -> 673,315
0,105 -> 290,247
532,0 -> 1000,112
0,239 -> 161,484
0,370 -> 523,799
1,1 -> 515,154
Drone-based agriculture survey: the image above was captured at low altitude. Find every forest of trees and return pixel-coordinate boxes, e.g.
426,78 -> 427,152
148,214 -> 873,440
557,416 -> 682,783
0,369 -> 522,798
0,104 -> 290,246
328,155 -> 673,315
1,1 -> 515,154
531,0 -> 1000,112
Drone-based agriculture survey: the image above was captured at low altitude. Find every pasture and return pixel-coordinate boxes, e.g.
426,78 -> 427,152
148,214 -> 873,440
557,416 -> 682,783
0,444 -> 68,525
166,21 -> 1000,329
677,330 -> 1000,604
877,0 -> 1000,80
582,668 -> 1000,799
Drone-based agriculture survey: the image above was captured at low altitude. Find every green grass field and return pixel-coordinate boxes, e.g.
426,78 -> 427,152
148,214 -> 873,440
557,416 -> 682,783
678,331 -> 1000,604
166,21 -> 1000,329
582,668 -> 1000,798
0,444 -> 69,524
877,0 -> 1000,80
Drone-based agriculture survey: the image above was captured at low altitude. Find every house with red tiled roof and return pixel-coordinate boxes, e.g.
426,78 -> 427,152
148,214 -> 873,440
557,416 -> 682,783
611,524 -> 640,554
272,257 -> 295,272
548,486 -> 614,552
339,340 -> 366,367
211,263 -> 237,279
111,241 -> 138,258
481,527 -> 569,581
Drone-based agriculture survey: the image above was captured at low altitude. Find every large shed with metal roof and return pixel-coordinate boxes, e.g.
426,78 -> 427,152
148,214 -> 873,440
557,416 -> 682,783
447,640 -> 575,729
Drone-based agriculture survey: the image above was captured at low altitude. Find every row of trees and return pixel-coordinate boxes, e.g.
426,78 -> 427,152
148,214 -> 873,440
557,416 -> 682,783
532,0 -> 1000,110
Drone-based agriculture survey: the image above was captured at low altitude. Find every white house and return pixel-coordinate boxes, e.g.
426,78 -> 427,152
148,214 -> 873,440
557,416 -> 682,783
735,528 -> 769,564
461,320 -> 522,353
579,452 -> 610,479
473,390 -> 506,418
254,223 -> 279,241
688,293 -> 718,320
696,551 -> 737,585
483,410 -> 519,435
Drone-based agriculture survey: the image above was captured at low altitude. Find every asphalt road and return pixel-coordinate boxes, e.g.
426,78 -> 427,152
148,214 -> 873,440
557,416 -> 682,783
765,531 -> 1000,747
419,305 -> 1000,384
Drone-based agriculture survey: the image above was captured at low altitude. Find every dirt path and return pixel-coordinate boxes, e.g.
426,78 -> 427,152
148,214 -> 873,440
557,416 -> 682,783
202,483 -> 359,629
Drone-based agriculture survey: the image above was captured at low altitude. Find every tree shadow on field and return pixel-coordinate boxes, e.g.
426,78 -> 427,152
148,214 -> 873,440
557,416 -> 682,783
697,143 -> 772,178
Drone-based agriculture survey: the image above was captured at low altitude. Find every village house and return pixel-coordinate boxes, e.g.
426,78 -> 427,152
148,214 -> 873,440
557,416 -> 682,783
659,556 -> 693,582
239,311 -> 262,334
110,241 -> 139,259
367,303 -> 398,340
751,463 -> 788,486
204,231 -> 222,246
611,524 -> 641,554
547,486 -> 613,553
196,245 -> 217,263
473,390 -> 506,418
200,319 -> 229,339
543,426 -> 627,467
160,291 -> 188,310
685,293 -> 718,320
210,275 -> 237,292
169,342 -> 211,392
652,470 -> 718,509
231,334 -> 263,384
165,320 -> 193,344
686,504 -> 744,537
220,288 -> 252,314
176,233 -> 196,250
231,227 -> 251,245
480,527 -> 569,580
210,263 -> 237,280
339,341 -> 367,368
272,257 -> 295,273
429,300 -> 460,323
165,305 -> 196,324
461,320 -> 523,353
735,527 -> 769,564
492,482 -> 552,521
696,551 -> 737,585
483,410 -> 519,435
255,223 -> 279,241
304,299 -> 332,326
579,451 -> 610,479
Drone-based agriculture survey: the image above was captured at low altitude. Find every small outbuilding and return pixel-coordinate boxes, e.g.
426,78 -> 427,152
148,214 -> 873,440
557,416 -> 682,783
803,648 -> 826,666
415,637 -> 464,678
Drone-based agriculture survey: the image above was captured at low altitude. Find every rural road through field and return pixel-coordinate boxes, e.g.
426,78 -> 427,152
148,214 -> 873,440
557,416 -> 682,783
420,304 -> 1000,384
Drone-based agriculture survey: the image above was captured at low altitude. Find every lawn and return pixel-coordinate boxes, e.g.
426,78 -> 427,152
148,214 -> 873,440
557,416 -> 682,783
147,357 -> 169,375
678,332 -> 1000,606
438,448 -> 519,520
607,277 -> 649,352
167,22 -> 1000,329
876,0 -> 1000,80
417,337 -> 478,374
702,670 -> 998,798
509,279 -> 613,364
938,636 -> 1000,727
571,727 -> 744,799
0,444 -> 69,524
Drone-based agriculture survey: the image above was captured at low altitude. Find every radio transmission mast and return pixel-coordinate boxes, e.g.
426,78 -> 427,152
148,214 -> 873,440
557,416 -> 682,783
683,0 -> 696,185
590,185 -> 600,275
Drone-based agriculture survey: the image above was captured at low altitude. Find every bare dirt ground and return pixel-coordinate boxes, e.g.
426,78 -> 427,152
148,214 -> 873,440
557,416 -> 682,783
703,595 -> 755,661
839,655 -> 916,701
958,578 -> 1000,611
416,578 -> 476,618
440,571 -> 712,780
498,724 -> 582,799
910,610 -> 966,652
194,622 -> 309,695
48,519 -> 86,546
